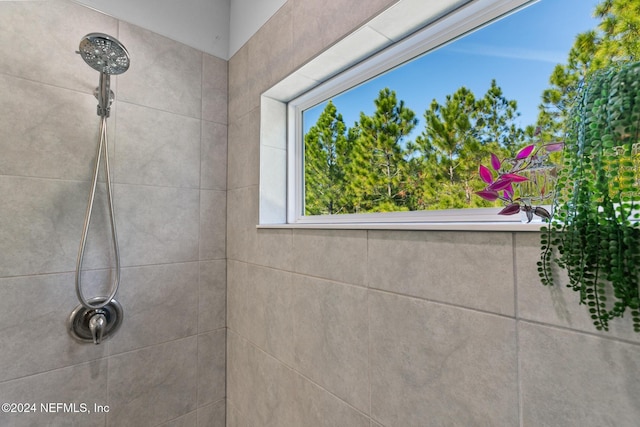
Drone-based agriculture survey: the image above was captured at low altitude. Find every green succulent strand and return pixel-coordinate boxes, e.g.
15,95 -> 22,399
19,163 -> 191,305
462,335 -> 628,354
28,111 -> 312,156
539,61 -> 640,333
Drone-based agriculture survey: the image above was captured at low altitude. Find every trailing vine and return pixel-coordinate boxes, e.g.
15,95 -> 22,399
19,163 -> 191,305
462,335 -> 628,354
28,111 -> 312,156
539,61 -> 640,333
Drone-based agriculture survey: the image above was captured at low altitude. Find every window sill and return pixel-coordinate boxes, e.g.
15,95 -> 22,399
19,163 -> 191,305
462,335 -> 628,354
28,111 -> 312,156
257,221 -> 545,232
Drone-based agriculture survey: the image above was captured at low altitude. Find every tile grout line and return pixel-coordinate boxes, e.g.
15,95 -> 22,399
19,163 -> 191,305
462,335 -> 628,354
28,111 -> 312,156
512,232 -> 523,427
366,230 -> 373,425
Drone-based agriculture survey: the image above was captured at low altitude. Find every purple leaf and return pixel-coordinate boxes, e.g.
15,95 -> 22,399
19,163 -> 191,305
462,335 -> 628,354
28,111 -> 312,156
544,142 -> 564,152
478,164 -> 493,184
488,179 -> 513,191
503,183 -> 514,199
491,153 -> 501,171
515,144 -> 535,160
475,190 -> 499,201
498,203 -> 521,216
502,173 -> 529,183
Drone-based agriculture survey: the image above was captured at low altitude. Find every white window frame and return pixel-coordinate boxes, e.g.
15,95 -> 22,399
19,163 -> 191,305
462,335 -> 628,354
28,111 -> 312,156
259,0 -> 545,230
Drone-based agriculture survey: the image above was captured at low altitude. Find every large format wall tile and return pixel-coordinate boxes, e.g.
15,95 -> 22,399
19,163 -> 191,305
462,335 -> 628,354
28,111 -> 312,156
369,291 -> 518,427
160,411 -> 197,427
0,272 -> 106,383
107,262 -> 199,355
253,227 -> 294,271
203,54 -> 228,125
115,101 -> 201,188
197,330 -> 226,407
226,401 -> 248,427
245,2 -> 294,95
227,331 -> 296,427
118,22 -> 203,118
0,0 -> 117,93
107,337 -> 198,426
1,3 -> 226,427
200,189 -> 227,260
227,107 -> 260,190
227,261 -> 294,365
290,372 -> 370,427
368,230 -> 515,315
227,186 -> 259,262
0,176 -> 114,277
0,359 -> 108,427
292,229 -> 368,286
115,183 -> 200,267
0,74 -> 109,181
227,186 -> 293,269
519,322 -> 640,427
228,331 -> 369,427
516,232 -> 640,343
199,260 -> 227,333
201,121 -> 228,191
197,400 -> 226,427
292,274 -> 369,412
291,0 -> 397,67
228,46 -> 257,122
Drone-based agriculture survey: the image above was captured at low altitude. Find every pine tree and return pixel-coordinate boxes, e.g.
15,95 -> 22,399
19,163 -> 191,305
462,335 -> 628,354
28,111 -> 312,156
475,79 -> 524,156
346,88 -> 417,212
419,87 -> 476,184
303,100 -> 350,215
412,83 -> 526,209
538,0 -> 640,138
301,0 -> 636,215
412,87 -> 477,208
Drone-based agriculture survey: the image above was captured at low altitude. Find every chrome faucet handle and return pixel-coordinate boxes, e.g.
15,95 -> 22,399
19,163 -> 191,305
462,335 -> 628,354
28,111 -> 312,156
68,298 -> 123,345
89,313 -> 107,345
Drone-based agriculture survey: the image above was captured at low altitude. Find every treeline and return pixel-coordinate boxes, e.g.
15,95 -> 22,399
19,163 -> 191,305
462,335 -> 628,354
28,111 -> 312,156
304,0 -> 640,215
304,80 -> 537,215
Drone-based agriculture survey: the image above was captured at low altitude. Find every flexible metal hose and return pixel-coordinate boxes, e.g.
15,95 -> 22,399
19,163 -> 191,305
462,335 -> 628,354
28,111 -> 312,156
75,116 -> 120,310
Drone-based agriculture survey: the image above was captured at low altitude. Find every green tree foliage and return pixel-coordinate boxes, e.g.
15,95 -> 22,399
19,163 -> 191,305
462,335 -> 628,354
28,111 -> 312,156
475,79 -> 524,156
345,89 -> 418,212
304,83 -> 525,214
539,0 -> 640,138
410,86 -> 477,209
409,83 -> 524,209
419,87 -> 476,185
303,100 -> 350,215
303,0 -> 633,215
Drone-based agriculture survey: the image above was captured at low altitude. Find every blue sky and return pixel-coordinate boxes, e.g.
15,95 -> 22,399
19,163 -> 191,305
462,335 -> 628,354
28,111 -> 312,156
303,0 -> 601,139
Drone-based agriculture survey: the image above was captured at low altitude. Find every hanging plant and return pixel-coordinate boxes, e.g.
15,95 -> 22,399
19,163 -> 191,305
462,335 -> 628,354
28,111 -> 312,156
538,61 -> 640,333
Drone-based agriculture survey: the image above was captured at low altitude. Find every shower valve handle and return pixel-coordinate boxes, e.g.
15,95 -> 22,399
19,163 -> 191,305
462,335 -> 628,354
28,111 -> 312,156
89,312 -> 107,345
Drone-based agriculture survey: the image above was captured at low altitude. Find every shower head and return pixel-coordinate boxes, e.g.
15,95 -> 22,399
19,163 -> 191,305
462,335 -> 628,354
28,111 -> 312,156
78,33 -> 130,75
78,33 -> 130,117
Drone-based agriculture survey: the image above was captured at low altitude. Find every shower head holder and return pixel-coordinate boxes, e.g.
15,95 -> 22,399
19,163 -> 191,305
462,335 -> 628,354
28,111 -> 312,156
95,73 -> 114,117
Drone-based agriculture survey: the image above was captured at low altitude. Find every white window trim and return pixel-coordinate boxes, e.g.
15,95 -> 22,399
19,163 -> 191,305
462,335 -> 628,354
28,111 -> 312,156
259,0 -> 545,231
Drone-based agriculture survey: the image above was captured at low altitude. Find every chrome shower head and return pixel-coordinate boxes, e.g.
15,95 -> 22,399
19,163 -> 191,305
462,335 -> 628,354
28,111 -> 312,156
78,33 -> 130,117
78,33 -> 130,75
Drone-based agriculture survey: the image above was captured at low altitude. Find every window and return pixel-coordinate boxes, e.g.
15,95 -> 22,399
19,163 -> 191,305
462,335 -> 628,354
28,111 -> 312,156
260,0 -> 598,229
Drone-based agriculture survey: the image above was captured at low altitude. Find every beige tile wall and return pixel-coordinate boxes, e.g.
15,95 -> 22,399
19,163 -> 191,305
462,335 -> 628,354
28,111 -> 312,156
2,0 -> 639,426
226,1 -> 640,426
0,1 -> 227,426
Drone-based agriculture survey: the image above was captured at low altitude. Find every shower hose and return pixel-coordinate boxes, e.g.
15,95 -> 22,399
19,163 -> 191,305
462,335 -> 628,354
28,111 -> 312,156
75,116 -> 120,310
